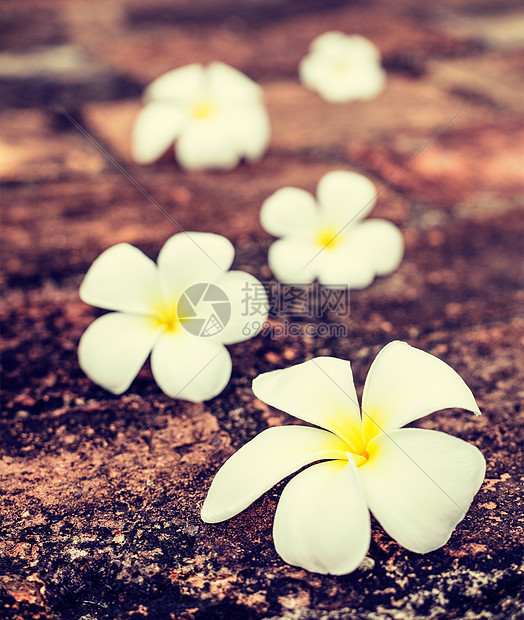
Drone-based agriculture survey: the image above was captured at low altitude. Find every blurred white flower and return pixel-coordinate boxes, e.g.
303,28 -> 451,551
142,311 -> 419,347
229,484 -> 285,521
202,341 -> 485,575
132,62 -> 271,170
260,170 -> 403,288
300,31 -> 386,103
78,232 -> 267,402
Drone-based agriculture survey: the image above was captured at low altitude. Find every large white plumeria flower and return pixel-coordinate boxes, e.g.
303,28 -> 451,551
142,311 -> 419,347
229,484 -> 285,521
299,31 -> 386,103
260,170 -> 404,288
132,62 -> 270,170
78,232 -> 268,402
202,341 -> 486,575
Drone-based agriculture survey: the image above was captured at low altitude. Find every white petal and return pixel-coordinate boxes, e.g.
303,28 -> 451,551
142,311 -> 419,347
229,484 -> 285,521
207,61 -> 262,104
227,104 -> 270,162
308,32 -> 381,59
260,187 -> 318,238
252,357 -> 365,454
309,31 -> 349,54
316,245 -> 375,290
201,425 -> 350,523
157,232 -> 234,302
359,428 -> 486,553
337,34 -> 382,60
362,341 -> 481,444
150,332 -> 231,402
314,220 -> 402,290
299,53 -> 327,93
317,171 -> 377,226
267,238 -> 319,285
131,102 -> 188,164
175,117 -> 240,170
274,459 -> 371,575
343,66 -> 386,101
299,55 -> 364,104
80,243 -> 162,315
78,312 -> 160,394
350,219 -> 404,277
145,63 -> 205,103
213,270 -> 268,344
313,66 -> 385,103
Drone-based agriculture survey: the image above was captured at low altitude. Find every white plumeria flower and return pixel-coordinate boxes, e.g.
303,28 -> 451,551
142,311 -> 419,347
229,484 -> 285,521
202,341 -> 486,575
132,62 -> 271,170
260,170 -> 404,288
78,232 -> 268,402
299,31 -> 386,103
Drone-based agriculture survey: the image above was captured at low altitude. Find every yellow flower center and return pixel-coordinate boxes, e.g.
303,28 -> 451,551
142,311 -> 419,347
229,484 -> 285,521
358,447 -> 370,462
190,100 -> 217,120
345,445 -> 370,468
316,227 -> 341,251
153,304 -> 181,334
329,408 -> 372,467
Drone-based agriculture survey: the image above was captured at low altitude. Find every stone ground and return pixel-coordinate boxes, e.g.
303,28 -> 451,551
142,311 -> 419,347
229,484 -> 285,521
1,0 -> 524,618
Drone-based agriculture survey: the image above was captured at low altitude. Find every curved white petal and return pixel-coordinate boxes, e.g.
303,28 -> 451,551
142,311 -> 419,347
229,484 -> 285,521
175,117 -> 240,170
360,428 -> 486,553
146,63 -> 205,103
260,187 -> 318,238
150,332 -> 231,402
273,459 -> 371,575
252,357 -> 365,454
313,67 -> 385,103
308,31 -> 381,59
78,312 -> 161,394
131,102 -> 188,164
214,270 -> 268,345
227,104 -> 270,162
317,171 -> 377,226
207,61 -> 262,104
315,219 -> 402,289
343,66 -> 386,101
316,244 -> 374,290
267,238 -> 318,285
309,76 -> 349,104
157,232 -> 235,302
337,34 -> 382,60
299,53 -> 327,93
201,425 -> 350,523
362,341 -> 481,444
80,243 -> 162,315
309,31 -> 349,54
350,219 -> 404,277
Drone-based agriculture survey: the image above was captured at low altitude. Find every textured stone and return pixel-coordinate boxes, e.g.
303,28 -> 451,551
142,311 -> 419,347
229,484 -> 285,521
93,2 -> 476,84
433,9 -> 524,50
1,3 -> 68,51
0,45 -> 140,108
0,109 -> 105,183
427,51 -> 524,113
346,122 -> 524,208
